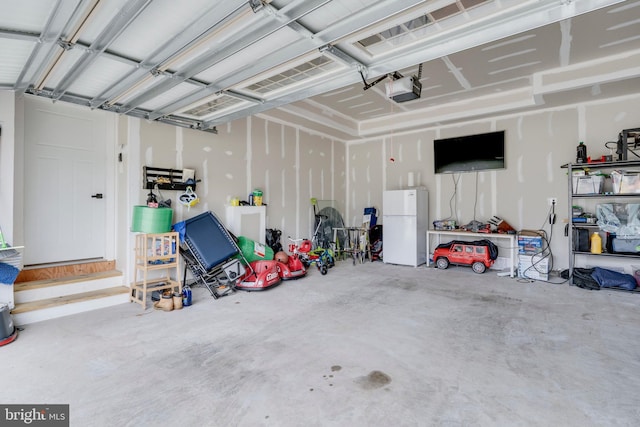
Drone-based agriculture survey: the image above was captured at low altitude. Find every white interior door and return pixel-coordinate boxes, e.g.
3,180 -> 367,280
24,100 -> 107,265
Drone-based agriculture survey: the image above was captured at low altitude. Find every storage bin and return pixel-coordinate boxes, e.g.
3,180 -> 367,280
572,175 -> 604,194
611,171 -> 640,194
611,238 -> 640,254
573,228 -> 590,252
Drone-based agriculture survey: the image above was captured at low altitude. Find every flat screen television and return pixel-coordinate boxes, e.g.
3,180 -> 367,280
433,130 -> 505,174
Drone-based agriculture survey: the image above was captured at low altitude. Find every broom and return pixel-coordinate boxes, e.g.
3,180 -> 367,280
0,226 -> 20,285
0,226 -> 18,260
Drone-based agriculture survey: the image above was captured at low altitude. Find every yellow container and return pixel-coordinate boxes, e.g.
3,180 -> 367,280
590,232 -> 602,254
230,197 -> 240,206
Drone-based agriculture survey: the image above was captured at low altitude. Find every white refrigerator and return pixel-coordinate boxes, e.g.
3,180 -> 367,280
382,189 -> 429,266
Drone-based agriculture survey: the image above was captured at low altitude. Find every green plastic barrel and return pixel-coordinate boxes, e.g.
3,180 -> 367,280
237,236 -> 274,262
131,206 -> 173,233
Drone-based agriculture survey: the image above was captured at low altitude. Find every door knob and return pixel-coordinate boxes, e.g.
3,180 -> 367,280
91,193 -> 103,199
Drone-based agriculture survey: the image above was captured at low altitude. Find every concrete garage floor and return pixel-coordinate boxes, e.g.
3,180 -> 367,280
2,261 -> 640,426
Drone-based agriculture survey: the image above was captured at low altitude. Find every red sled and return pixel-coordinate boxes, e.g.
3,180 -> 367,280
236,260 -> 282,291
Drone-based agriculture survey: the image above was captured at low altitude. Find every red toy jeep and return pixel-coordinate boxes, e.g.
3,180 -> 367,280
433,240 -> 495,274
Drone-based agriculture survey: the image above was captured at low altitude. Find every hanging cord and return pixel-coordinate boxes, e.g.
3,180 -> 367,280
473,171 -> 479,222
517,229 -> 551,283
517,203 -> 568,284
444,173 -> 461,223
388,100 -> 397,162
540,201 -> 555,244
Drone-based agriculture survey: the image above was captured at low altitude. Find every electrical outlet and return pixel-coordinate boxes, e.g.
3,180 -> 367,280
547,197 -> 557,206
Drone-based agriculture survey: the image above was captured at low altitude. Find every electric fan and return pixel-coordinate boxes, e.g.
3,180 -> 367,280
315,206 -> 346,249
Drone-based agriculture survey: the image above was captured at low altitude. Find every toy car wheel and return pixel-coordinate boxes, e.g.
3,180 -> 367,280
472,261 -> 486,274
435,257 -> 449,269
320,265 -> 328,275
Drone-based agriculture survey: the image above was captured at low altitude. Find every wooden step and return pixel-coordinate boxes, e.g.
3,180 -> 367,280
15,259 -> 116,283
10,260 -> 130,325
14,270 -> 122,292
14,270 -> 124,304
11,286 -> 130,325
11,286 -> 129,314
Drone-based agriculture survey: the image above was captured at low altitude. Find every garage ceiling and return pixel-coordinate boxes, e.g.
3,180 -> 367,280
1,0 -> 638,139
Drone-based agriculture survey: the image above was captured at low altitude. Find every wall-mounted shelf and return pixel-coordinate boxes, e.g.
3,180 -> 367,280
143,166 -> 196,191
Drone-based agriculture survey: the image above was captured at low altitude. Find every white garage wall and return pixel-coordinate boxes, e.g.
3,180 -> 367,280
346,94 -> 640,271
6,91 -> 639,278
121,115 -> 347,253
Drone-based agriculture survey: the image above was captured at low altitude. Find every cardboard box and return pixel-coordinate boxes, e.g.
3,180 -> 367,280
518,231 -> 544,254
518,254 -> 549,281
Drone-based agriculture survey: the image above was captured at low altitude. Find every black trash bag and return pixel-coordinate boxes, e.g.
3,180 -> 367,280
266,228 -> 283,253
562,267 -> 600,290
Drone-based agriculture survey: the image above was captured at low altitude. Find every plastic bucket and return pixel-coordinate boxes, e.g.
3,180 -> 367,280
0,304 -> 14,340
131,206 -> 173,233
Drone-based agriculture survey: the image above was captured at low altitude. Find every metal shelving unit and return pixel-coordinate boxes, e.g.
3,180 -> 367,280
564,160 -> 640,288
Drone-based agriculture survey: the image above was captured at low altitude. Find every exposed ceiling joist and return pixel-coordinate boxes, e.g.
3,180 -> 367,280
1,0 -> 636,136
14,0 -> 93,92
89,1 -> 248,109
117,0 -> 330,115
49,0 -> 153,101
203,0 -> 631,128
147,0 -> 426,122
